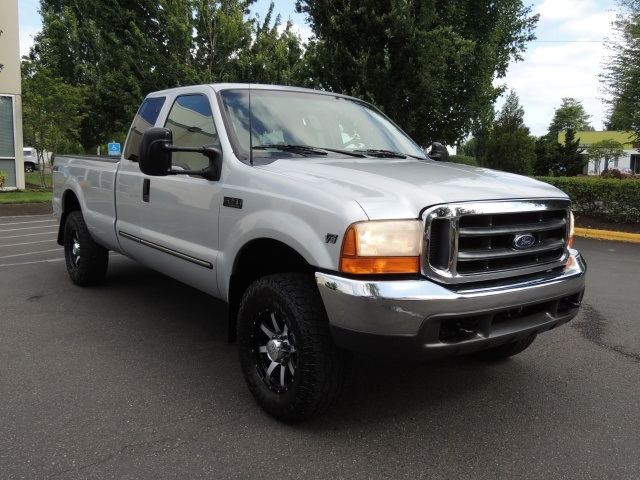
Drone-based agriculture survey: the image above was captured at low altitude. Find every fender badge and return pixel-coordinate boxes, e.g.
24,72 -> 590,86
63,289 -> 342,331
325,234 -> 339,244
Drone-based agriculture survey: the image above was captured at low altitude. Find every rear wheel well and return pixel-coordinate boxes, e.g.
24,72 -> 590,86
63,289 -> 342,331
57,190 -> 81,245
228,239 -> 313,342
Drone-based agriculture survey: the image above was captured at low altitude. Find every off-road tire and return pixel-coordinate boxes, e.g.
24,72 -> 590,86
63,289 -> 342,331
469,335 -> 537,361
63,211 -> 109,286
237,273 -> 352,423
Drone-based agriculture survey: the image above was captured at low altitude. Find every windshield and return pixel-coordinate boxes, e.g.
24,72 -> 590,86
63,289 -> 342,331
219,89 -> 425,162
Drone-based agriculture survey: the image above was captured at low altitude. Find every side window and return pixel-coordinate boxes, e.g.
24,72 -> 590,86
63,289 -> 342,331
123,96 -> 166,161
164,95 -> 218,171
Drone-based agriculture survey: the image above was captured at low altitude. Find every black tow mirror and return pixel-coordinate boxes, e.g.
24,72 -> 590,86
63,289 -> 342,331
138,128 -> 223,181
139,128 -> 173,176
428,142 -> 449,162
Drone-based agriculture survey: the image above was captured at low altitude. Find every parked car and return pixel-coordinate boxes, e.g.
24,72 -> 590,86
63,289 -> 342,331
23,148 -> 39,172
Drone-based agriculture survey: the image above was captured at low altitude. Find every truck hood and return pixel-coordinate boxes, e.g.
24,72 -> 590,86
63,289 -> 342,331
258,158 -> 567,219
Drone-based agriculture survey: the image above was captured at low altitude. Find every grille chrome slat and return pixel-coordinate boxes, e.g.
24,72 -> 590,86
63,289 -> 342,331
459,218 -> 566,236
421,200 -> 572,284
457,240 -> 565,261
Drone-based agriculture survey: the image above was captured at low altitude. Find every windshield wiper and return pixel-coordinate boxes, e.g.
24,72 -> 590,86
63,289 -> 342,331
353,149 -> 407,158
253,144 -> 327,155
252,144 -> 366,158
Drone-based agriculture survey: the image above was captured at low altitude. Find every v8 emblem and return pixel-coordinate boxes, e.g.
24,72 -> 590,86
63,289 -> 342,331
325,234 -> 339,244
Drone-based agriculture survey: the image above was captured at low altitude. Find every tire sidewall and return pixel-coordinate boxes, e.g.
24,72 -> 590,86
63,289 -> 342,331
237,275 -> 320,422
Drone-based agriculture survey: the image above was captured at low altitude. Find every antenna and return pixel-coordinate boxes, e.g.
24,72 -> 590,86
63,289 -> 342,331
249,84 -> 253,166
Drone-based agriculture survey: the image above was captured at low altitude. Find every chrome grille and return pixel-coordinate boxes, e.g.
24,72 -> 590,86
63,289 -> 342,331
422,200 -> 572,284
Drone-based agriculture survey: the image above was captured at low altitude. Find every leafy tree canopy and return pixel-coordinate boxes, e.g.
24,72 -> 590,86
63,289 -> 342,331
21,60 -> 88,186
28,0 -> 305,152
296,0 -> 538,146
587,139 -> 625,174
602,0 -> 640,139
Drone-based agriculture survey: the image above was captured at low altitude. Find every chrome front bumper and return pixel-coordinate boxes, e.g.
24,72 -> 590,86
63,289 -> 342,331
315,250 -> 586,359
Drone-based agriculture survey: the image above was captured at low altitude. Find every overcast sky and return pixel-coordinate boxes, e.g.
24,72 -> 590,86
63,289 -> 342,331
18,0 -> 620,137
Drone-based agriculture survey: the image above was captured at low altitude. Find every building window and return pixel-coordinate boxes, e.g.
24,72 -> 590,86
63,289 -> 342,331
0,96 -> 15,157
0,95 -> 16,188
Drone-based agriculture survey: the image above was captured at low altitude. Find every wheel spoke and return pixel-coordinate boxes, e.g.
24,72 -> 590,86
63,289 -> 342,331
280,364 -> 286,387
270,312 -> 280,334
259,345 -> 268,353
266,361 -> 278,379
260,323 -> 275,338
287,360 -> 295,376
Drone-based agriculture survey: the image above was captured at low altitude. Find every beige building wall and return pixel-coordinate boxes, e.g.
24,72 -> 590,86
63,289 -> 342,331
0,0 -> 25,190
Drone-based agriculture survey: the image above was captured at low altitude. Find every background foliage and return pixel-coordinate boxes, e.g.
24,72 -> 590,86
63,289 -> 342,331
539,176 -> 640,223
23,0 -> 539,153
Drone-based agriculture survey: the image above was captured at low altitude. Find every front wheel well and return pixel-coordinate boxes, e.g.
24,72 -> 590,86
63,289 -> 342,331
227,239 -> 314,342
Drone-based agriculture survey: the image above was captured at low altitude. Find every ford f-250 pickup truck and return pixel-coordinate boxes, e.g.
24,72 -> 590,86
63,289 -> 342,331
53,84 -> 586,422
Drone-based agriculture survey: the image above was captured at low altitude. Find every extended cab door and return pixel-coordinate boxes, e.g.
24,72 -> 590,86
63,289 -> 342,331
115,91 -> 222,297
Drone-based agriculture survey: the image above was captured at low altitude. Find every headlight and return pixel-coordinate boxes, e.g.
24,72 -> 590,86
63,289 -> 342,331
340,220 -> 423,274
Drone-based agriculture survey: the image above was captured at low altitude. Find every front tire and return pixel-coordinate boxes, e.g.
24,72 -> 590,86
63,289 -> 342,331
237,273 -> 351,423
63,211 -> 109,286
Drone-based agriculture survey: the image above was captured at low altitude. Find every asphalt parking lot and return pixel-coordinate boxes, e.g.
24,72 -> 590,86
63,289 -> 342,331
1,213 -> 639,479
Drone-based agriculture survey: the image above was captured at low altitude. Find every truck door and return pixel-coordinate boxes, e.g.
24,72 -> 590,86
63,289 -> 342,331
116,93 -> 222,297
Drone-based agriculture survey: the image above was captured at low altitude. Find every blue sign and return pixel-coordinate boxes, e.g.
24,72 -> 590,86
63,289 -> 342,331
108,142 -> 121,156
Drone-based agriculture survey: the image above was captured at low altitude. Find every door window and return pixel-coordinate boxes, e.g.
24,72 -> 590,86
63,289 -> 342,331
164,95 -> 218,171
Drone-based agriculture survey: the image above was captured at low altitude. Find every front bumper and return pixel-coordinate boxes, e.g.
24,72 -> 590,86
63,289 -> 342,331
315,249 -> 586,360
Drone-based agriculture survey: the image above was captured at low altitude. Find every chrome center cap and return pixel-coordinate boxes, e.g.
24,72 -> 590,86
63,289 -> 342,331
266,336 -> 290,363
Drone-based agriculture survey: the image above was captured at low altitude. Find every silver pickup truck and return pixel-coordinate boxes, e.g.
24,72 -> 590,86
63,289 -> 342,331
53,84 -> 586,422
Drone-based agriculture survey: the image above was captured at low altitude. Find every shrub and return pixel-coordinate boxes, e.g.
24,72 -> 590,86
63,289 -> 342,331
0,170 -> 7,188
536,176 -> 640,223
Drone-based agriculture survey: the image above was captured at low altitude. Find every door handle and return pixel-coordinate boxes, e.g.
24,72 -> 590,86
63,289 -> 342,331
143,178 -> 150,202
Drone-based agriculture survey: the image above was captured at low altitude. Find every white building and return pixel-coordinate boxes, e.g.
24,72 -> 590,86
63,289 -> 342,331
0,0 -> 25,190
558,131 -> 640,175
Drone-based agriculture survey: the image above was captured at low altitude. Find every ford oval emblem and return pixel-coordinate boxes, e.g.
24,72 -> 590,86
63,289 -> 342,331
513,233 -> 536,250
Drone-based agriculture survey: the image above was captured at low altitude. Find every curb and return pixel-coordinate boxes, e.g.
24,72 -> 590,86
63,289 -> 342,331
575,228 -> 640,243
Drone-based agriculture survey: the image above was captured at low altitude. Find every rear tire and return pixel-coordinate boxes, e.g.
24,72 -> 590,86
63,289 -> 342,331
237,273 -> 352,423
63,211 -> 109,286
469,335 -> 536,361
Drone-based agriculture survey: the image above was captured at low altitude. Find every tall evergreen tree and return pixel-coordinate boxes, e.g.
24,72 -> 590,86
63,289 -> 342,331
484,90 -> 535,175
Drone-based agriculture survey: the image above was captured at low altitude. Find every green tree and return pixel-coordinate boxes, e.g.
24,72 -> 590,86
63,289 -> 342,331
602,0 -> 640,138
296,0 -> 538,146
587,139 -> 625,174
557,129 -> 587,176
484,90 -> 535,175
21,60 -> 88,187
547,98 -> 593,138
534,98 -> 591,176
235,3 -> 306,85
28,0 -> 306,152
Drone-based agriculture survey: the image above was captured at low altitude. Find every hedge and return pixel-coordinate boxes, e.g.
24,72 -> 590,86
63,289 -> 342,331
536,176 -> 640,223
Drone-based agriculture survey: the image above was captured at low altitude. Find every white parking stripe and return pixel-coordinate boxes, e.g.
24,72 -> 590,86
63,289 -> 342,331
0,240 -> 58,248
0,225 -> 59,233
0,258 -> 64,267
0,231 -> 58,240
0,219 -> 56,226
0,248 -> 61,259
